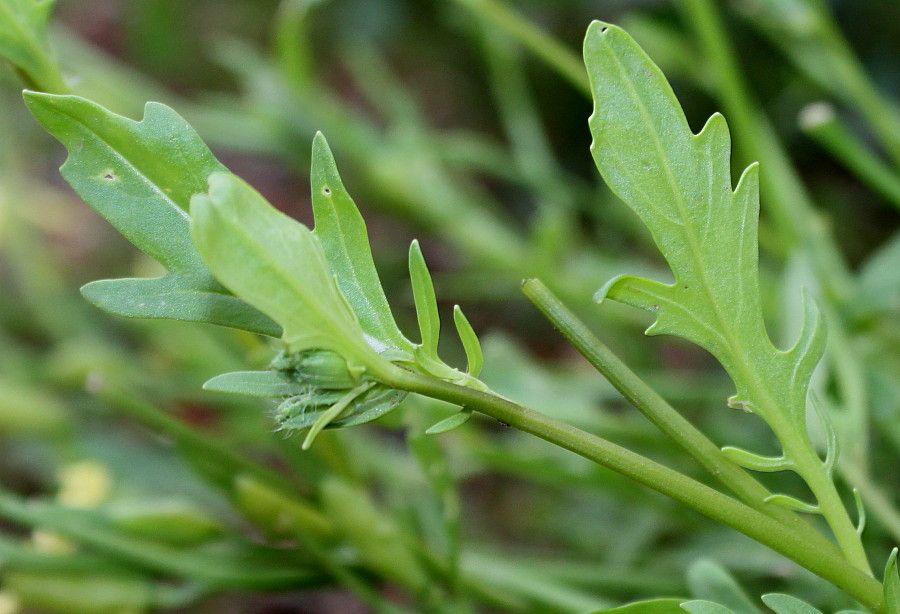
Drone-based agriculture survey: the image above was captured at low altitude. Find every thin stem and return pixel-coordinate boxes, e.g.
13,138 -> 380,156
371,364 -> 884,610
521,279 -> 842,556
800,103 -> 900,212
450,0 -> 590,96
804,0 -> 900,169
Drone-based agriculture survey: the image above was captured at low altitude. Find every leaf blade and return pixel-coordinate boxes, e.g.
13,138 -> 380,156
190,172 -> 378,368
310,132 -> 413,356
25,92 -> 278,334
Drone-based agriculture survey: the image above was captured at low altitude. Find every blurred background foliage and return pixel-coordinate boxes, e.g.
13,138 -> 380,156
0,0 -> 897,612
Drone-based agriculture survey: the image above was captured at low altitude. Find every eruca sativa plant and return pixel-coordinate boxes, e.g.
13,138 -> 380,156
0,1 -> 898,613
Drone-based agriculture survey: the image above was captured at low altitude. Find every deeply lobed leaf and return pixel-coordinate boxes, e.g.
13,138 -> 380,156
584,22 -> 825,429
24,92 -> 279,335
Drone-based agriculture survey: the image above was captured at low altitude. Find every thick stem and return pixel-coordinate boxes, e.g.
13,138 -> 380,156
371,363 -> 884,610
521,279 -> 842,556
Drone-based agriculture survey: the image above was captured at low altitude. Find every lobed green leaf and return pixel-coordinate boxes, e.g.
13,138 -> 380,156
584,22 -> 824,429
24,92 -> 279,335
453,305 -> 483,377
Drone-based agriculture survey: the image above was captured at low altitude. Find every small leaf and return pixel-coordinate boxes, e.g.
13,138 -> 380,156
426,408 -> 473,435
190,172 -> 382,371
763,494 -> 820,514
853,489 -> 866,536
24,92 -> 278,335
885,548 -> 900,614
276,386 -> 407,433
720,447 -> 793,472
810,394 -> 838,477
761,594 -> 822,614
680,601 -> 737,614
203,371 -> 309,398
453,305 -> 483,377
311,132 -> 413,357
302,382 -> 375,449
409,239 -> 441,359
80,276 -> 280,337
586,598 -> 688,614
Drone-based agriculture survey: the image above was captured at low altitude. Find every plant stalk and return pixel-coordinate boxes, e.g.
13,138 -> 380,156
520,278 -> 842,556
372,363 -> 884,610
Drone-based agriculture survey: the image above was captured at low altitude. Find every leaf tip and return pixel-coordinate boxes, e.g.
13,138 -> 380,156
594,275 -> 624,304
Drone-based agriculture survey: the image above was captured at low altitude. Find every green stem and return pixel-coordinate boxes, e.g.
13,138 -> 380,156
450,0 -> 590,96
371,364 -> 884,610
521,279 -> 842,555
778,425 -> 872,575
805,0 -> 900,169
800,103 -> 900,212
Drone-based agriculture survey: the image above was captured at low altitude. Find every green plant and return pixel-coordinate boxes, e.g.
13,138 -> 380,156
0,1 -> 898,613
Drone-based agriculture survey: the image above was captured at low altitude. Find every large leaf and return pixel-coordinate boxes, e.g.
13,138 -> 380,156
190,172 -> 382,371
310,132 -> 413,357
585,22 -> 825,431
24,92 -> 279,336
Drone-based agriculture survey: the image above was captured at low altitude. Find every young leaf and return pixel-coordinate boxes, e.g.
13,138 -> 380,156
584,23 -> 825,430
203,371 -> 310,398
276,386 -> 407,433
681,601 -> 737,614
310,132 -> 414,357
885,548 -> 900,614
24,92 -> 279,336
190,172 -> 381,371
409,239 -> 441,359
720,447 -> 793,473
425,407 -> 473,435
761,594 -> 822,614
453,305 -> 483,377
763,494 -> 820,515
302,382 -> 375,450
